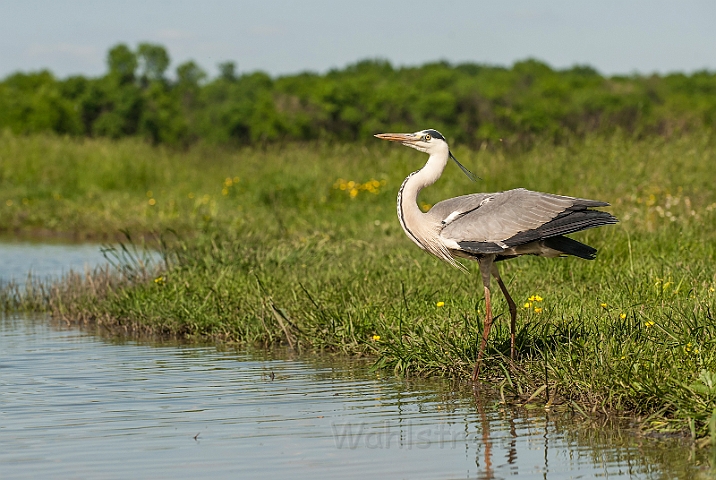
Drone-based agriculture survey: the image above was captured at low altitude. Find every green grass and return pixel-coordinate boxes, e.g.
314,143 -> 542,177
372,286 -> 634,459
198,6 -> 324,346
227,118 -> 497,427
3,131 -> 716,439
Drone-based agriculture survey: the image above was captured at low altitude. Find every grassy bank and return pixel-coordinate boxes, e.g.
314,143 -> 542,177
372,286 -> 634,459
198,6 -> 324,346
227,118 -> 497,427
3,132 -> 716,438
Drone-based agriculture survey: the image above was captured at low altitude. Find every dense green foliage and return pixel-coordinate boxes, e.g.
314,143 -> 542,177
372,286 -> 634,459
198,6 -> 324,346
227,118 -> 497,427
2,43 -> 716,147
3,132 -> 716,439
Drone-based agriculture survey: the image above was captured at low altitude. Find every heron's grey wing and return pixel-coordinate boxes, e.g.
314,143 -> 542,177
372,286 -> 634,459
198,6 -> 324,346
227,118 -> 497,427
440,188 -> 613,247
426,193 -> 494,223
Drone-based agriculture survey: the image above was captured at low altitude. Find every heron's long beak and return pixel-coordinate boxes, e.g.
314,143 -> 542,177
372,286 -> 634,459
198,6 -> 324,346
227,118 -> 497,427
374,133 -> 421,144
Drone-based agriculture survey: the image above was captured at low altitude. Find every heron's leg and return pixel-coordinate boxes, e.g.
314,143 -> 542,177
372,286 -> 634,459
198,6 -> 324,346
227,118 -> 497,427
492,263 -> 517,362
472,256 -> 495,382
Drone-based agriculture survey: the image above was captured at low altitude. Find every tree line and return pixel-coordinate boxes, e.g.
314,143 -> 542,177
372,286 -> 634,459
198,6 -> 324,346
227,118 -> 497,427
1,42 -> 715,147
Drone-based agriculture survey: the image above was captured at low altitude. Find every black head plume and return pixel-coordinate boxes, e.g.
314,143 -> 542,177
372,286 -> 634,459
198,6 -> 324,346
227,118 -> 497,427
449,151 -> 479,182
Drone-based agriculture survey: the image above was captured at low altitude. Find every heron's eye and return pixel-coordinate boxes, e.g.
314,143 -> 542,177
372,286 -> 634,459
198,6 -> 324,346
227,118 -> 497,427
424,134 -> 431,141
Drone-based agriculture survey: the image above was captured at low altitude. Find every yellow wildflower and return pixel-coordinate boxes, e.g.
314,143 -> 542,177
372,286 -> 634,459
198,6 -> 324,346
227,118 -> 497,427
528,295 -> 544,302
5,199 -> 12,206
534,307 -> 543,313
372,335 -> 380,341
335,178 -> 385,197
620,313 -> 627,319
148,198 -> 156,206
436,301 -> 445,307
600,303 -> 608,309
523,302 -> 532,309
644,320 -> 655,328
222,188 -> 229,196
154,275 -> 166,286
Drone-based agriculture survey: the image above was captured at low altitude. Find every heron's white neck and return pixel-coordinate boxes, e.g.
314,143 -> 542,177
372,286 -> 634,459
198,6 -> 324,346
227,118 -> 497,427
397,150 -> 450,256
402,152 -> 449,205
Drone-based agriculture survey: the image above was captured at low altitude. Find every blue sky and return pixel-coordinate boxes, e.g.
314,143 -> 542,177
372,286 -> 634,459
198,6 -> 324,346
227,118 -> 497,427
2,0 -> 714,79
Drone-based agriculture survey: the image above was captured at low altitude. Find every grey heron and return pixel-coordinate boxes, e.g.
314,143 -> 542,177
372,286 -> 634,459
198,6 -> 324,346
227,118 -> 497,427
375,129 -> 618,381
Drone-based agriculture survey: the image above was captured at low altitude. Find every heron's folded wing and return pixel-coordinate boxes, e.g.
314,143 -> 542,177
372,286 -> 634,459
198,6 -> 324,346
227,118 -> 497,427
439,188 -> 609,244
426,193 -> 494,221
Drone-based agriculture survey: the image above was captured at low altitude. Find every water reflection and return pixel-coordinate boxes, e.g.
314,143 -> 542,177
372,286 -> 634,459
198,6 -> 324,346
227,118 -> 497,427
0,314 -> 709,479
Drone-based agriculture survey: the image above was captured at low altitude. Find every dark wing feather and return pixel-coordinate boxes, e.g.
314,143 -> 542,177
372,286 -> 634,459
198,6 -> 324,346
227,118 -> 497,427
504,209 -> 617,246
542,236 -> 597,259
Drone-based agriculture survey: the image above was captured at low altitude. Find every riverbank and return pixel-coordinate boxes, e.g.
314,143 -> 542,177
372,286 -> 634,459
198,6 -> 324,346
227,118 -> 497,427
2,132 -> 716,440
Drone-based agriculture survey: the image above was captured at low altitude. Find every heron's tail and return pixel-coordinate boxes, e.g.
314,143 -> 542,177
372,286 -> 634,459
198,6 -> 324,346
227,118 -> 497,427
542,235 -> 597,260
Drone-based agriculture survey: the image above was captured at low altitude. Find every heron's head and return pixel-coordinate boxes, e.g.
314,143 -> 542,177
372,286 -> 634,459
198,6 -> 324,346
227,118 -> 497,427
374,129 -> 478,181
374,129 -> 448,155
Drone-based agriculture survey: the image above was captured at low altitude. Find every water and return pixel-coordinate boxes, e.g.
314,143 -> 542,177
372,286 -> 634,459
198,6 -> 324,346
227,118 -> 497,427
0,242 -> 710,479
0,240 -> 111,285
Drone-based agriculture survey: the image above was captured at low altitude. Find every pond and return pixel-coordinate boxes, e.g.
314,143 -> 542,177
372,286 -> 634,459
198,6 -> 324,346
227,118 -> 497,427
0,242 -> 711,479
0,239 -> 113,285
